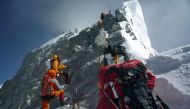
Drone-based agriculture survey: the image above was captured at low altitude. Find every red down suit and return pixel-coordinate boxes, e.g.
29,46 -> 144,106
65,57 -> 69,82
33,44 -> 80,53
96,59 -> 156,109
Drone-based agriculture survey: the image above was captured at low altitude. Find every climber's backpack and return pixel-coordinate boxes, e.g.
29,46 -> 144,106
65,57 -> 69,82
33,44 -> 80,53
41,73 -> 54,100
103,62 -> 170,109
104,64 -> 146,98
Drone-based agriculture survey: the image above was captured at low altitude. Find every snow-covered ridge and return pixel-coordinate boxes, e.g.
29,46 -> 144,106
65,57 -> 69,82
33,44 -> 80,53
40,30 -> 78,48
33,0 -> 156,61
33,29 -> 79,52
161,44 -> 190,60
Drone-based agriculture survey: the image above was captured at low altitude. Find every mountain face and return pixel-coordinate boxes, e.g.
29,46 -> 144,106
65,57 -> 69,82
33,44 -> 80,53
0,0 -> 163,109
146,44 -> 190,109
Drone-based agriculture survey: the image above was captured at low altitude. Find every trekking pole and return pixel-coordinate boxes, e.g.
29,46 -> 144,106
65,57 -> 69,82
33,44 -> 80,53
103,91 -> 120,109
108,94 -> 111,109
114,54 -> 119,64
151,90 -> 164,109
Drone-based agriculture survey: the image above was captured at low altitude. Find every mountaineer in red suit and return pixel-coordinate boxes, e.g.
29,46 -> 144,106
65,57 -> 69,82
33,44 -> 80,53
96,45 -> 169,109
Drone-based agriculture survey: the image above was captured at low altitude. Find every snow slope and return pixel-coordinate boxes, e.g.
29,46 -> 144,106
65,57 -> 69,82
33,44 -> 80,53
159,44 -> 190,95
157,64 -> 190,95
162,44 -> 190,61
146,44 -> 190,108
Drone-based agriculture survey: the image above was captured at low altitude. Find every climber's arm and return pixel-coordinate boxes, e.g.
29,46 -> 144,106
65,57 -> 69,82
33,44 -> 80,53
50,79 -> 64,90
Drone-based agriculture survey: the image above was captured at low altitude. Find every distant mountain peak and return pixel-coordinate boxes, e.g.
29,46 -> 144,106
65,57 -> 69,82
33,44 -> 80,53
161,44 -> 190,60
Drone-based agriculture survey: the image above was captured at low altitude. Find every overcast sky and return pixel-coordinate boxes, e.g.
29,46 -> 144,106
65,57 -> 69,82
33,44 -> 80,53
0,0 -> 190,84
140,0 -> 190,52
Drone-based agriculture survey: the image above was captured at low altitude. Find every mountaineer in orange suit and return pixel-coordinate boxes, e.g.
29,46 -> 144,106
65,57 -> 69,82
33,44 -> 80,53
41,54 -> 70,109
41,69 -> 65,109
51,54 -> 70,85
51,55 -> 69,73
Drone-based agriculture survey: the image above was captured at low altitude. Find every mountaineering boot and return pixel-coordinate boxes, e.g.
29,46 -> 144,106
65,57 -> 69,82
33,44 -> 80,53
60,100 -> 65,106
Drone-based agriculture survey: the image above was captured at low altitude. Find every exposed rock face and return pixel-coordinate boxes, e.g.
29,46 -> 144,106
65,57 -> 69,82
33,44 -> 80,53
0,1 -> 155,109
115,9 -> 127,22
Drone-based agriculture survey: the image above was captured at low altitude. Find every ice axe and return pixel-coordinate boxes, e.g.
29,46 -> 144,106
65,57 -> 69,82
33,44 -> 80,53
104,45 -> 129,64
58,68 -> 71,85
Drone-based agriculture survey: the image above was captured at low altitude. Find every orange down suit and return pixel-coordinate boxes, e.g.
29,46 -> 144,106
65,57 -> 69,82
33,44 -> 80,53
51,55 -> 67,73
41,69 -> 64,109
